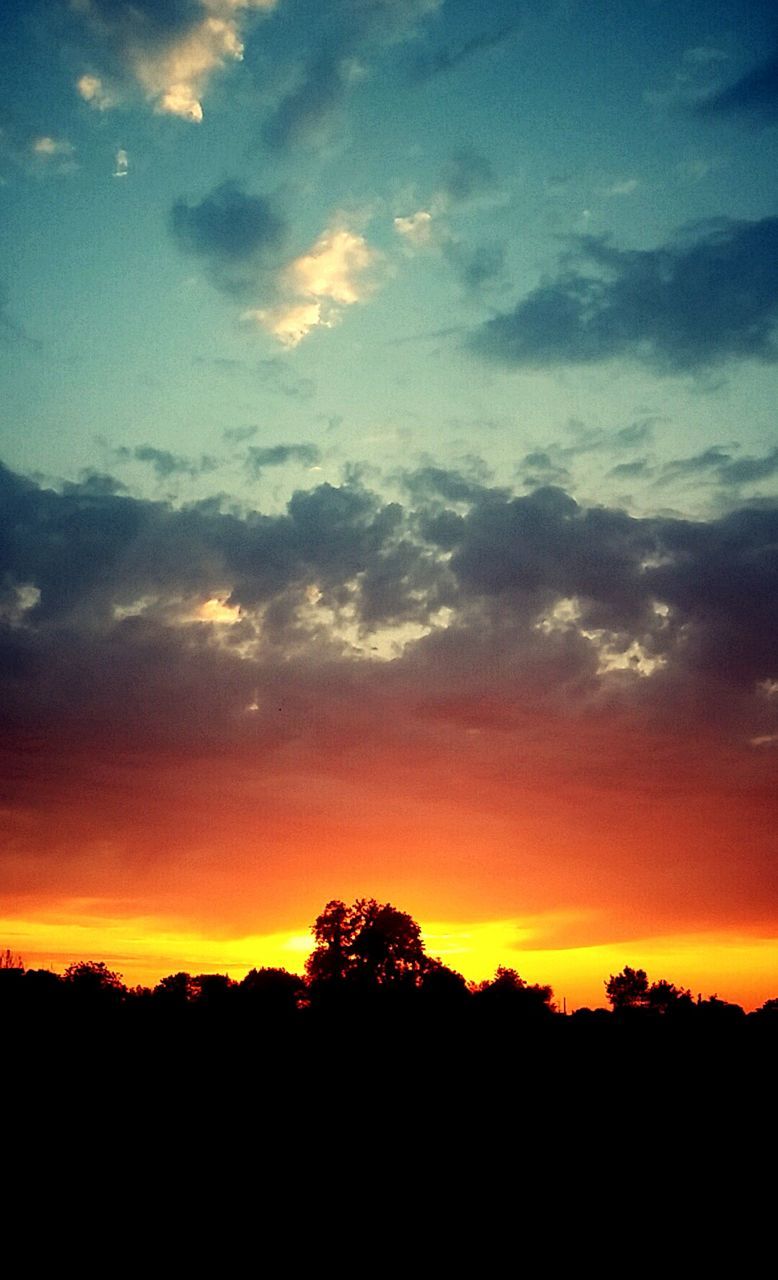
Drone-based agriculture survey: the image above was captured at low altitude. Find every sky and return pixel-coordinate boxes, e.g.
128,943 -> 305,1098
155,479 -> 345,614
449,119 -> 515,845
1,0 -> 777,1007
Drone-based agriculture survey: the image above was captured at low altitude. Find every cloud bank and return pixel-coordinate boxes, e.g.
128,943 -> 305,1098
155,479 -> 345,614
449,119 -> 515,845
470,216 -> 778,373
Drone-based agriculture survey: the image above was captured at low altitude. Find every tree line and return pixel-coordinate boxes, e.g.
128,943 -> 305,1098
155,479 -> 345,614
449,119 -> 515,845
2,899 -> 776,1026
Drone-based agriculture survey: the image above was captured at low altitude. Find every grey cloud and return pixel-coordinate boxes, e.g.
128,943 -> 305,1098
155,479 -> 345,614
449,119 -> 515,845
255,357 -> 315,400
444,239 -> 506,292
403,465 -> 500,507
223,425 -> 258,445
696,52 -> 778,124
1,458 -> 777,763
262,0 -> 439,151
718,448 -> 778,486
0,282 -> 40,349
409,22 -> 520,83
170,181 -> 286,297
263,50 -> 352,151
661,445 -> 778,489
614,419 -> 656,449
517,451 -> 570,488
470,216 -> 778,373
442,148 -> 498,204
245,443 -> 321,477
661,446 -> 733,479
115,444 -> 218,479
606,459 -> 653,480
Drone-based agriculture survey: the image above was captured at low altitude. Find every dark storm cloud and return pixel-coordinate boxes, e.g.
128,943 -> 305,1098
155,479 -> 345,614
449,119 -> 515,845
470,216 -> 778,373
170,181 -> 286,297
245,443 -> 321,476
696,52 -> 778,124
1,459 -> 777,761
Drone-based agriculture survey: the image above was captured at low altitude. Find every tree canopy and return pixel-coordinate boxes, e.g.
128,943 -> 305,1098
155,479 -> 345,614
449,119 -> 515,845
306,898 -> 431,990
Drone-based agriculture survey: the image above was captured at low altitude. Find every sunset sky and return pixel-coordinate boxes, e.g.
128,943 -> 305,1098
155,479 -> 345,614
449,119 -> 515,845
1,0 -> 777,1008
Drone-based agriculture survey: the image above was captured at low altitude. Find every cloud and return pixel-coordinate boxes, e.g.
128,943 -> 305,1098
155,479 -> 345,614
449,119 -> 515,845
394,209 -> 435,248
696,52 -> 778,124
393,150 -> 504,291
409,22 -> 520,83
0,284 -> 40,350
170,178 -> 377,344
243,226 -> 378,346
441,148 -> 498,204
262,0 -> 440,150
245,443 -> 321,477
76,73 -> 116,110
113,444 -> 218,479
660,445 -> 778,490
70,0 -> 277,122
470,216 -> 778,373
170,180 -> 287,296
262,50 -> 356,151
443,239 -> 505,292
603,178 -> 638,197
113,147 -> 128,176
222,424 -> 257,443
2,457 -> 777,740
31,136 -> 75,160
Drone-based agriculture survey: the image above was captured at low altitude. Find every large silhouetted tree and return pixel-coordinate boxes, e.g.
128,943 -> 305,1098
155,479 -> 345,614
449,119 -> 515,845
306,898 -> 431,992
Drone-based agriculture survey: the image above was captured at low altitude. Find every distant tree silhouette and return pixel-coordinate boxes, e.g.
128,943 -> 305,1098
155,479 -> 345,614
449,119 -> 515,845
306,898 -> 431,992
0,948 -> 24,970
191,974 -> 235,1008
605,966 -> 649,1011
419,959 -> 469,1006
240,967 -> 305,1014
756,997 -> 778,1016
154,972 -> 197,1004
645,979 -> 694,1016
64,960 -> 125,1000
474,966 -> 556,1018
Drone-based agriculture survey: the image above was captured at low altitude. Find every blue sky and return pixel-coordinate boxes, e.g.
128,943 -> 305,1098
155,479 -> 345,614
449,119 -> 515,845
2,0 -> 777,515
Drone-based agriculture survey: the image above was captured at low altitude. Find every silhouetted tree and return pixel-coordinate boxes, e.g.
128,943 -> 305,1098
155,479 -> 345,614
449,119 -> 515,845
605,966 -> 649,1011
191,973 -> 235,1008
419,959 -> 469,1006
306,898 -> 431,992
645,979 -> 694,1016
154,972 -> 197,1005
64,961 -> 125,1003
240,967 -> 305,1015
474,966 -> 555,1018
